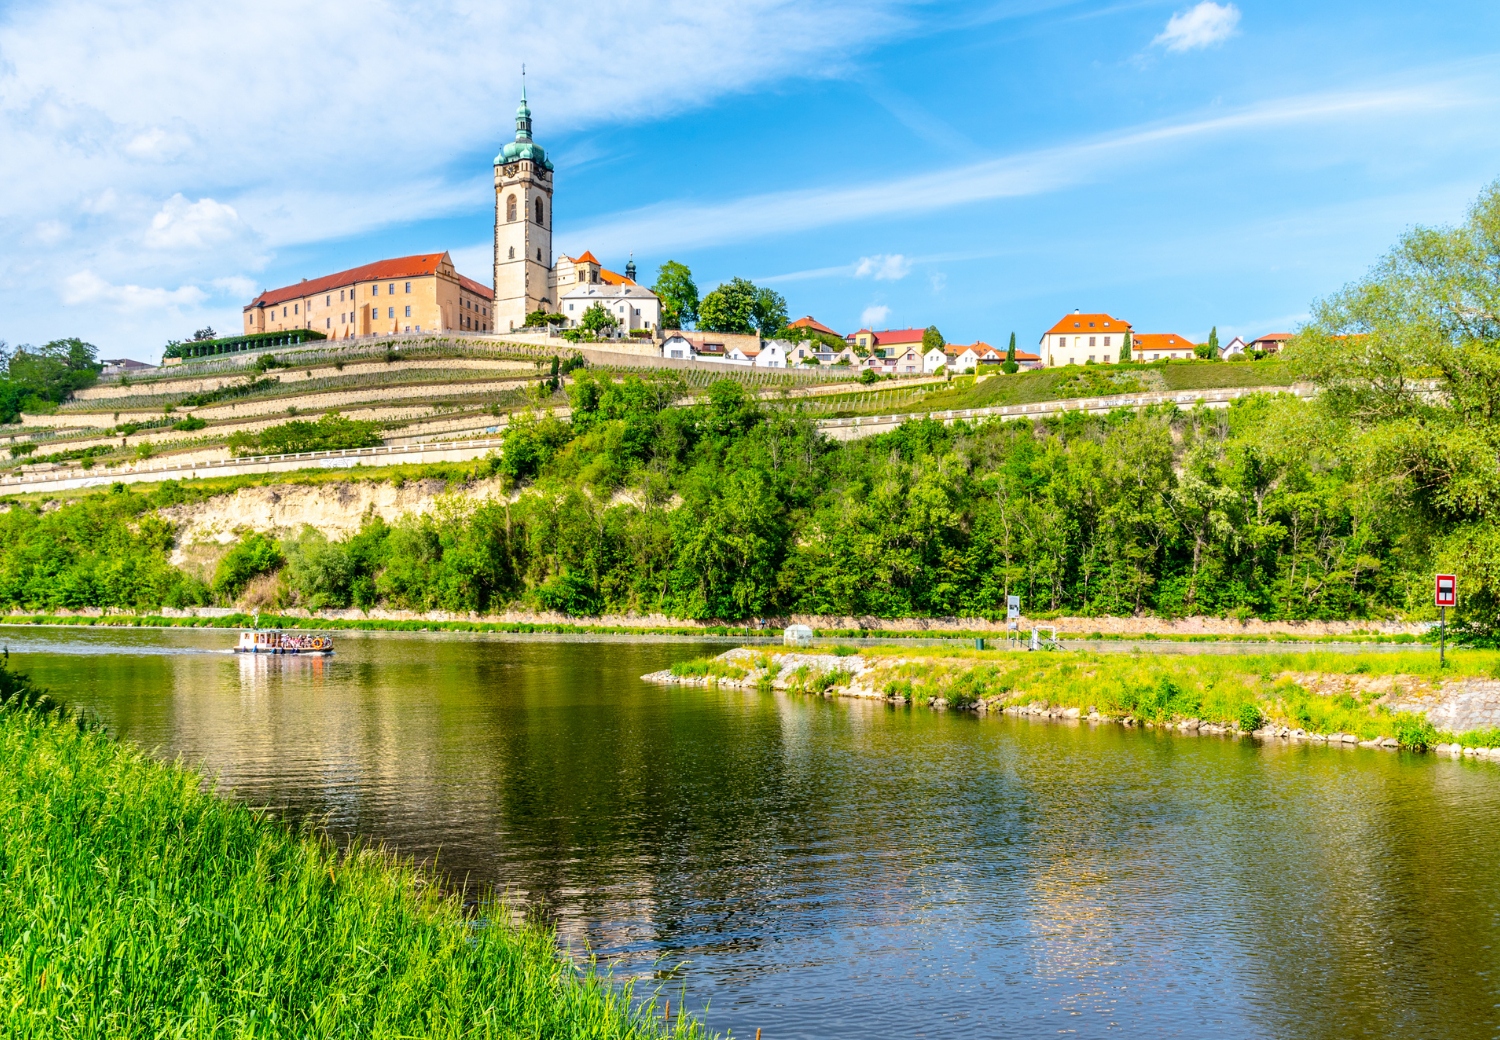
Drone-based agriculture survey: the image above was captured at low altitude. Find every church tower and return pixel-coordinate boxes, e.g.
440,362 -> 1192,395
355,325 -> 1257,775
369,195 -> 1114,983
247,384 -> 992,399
493,84 -> 554,332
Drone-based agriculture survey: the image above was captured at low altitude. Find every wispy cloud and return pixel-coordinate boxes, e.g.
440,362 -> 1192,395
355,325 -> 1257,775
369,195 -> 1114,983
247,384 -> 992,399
860,304 -> 891,327
566,82 -> 1470,256
1153,2 -> 1240,52
854,254 -> 912,280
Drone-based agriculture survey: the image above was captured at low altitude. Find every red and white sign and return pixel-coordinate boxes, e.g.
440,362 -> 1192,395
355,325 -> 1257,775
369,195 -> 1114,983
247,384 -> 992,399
1435,574 -> 1457,608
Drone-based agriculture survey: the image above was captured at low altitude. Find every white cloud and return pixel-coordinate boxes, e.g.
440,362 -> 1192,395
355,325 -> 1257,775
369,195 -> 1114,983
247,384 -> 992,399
1153,2 -> 1240,52
212,275 -> 259,300
62,271 -> 206,311
568,83 -> 1470,255
929,272 -> 947,293
860,304 -> 890,327
854,253 -> 911,280
144,194 -> 244,249
0,0 -> 905,351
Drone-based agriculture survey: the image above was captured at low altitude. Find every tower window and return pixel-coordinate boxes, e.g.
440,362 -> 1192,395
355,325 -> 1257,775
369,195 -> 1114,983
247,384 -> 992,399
535,197 -> 544,225
537,248 -> 541,261
508,246 -> 515,259
507,194 -> 517,222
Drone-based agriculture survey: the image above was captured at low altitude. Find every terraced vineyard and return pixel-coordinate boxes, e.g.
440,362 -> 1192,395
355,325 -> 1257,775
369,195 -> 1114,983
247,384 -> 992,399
0,335 -> 862,480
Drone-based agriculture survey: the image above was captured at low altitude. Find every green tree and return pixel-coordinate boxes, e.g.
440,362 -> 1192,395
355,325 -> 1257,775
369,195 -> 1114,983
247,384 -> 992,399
1289,178 -> 1500,641
1006,332 -> 1016,363
579,302 -> 618,336
698,278 -> 757,334
1119,331 -> 1132,363
752,286 -> 788,337
922,326 -> 945,351
1196,327 -> 1220,360
653,261 -> 699,329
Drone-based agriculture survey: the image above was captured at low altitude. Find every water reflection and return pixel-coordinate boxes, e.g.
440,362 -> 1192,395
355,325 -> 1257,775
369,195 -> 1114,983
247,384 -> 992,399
10,628 -> 1500,1040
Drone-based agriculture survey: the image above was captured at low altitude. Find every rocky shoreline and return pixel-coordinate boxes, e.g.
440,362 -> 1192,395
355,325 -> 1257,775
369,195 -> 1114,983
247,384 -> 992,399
642,648 -> 1500,762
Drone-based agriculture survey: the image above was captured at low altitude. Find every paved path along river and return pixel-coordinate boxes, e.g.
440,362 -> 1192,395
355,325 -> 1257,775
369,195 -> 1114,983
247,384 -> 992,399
10,626 -> 1500,1039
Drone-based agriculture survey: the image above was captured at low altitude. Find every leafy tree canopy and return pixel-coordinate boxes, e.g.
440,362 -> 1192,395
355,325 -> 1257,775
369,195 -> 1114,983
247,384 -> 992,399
922,326 -> 945,351
699,277 -> 787,337
653,261 -> 699,330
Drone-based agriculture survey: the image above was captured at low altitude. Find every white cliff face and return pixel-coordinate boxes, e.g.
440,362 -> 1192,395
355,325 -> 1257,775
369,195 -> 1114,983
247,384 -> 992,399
161,477 -> 510,561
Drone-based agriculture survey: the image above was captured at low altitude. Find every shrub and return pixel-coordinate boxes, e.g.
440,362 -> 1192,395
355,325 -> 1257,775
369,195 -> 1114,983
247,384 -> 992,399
213,532 -> 284,601
172,415 -> 207,432
1238,702 -> 1264,732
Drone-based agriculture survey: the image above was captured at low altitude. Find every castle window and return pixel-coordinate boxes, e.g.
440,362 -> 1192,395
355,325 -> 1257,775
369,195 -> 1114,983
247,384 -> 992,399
404,305 -> 411,317
326,295 -> 330,306
508,246 -> 514,259
388,307 -> 394,319
1104,336 -> 1111,347
1089,337 -> 1096,347
372,284 -> 379,295
535,197 -> 544,225
293,304 -> 298,315
537,248 -> 542,261
507,195 -> 517,222
388,283 -> 395,294
405,282 -> 411,293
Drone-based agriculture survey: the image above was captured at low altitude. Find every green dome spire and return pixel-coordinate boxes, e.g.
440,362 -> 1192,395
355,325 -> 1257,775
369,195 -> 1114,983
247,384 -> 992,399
495,76 -> 553,171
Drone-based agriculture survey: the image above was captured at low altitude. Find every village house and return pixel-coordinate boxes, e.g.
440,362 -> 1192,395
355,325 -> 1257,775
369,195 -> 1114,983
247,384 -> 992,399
1220,335 -> 1249,358
1039,311 -> 1132,366
923,345 -> 948,373
1132,333 -> 1197,361
558,280 -> 660,334
847,327 -> 926,355
786,316 -> 842,340
1249,332 -> 1293,354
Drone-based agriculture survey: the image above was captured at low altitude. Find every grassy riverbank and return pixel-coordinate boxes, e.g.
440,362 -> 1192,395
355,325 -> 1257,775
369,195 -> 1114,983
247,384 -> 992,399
682,646 -> 1500,750
0,665 -> 710,1039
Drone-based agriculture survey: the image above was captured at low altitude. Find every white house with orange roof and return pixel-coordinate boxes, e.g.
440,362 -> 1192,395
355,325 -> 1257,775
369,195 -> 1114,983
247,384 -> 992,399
1039,311 -> 1132,366
1131,333 -> 1198,361
557,251 -> 660,334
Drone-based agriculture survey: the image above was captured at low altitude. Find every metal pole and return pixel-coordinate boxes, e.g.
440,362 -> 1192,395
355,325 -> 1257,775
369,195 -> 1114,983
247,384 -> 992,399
1440,605 -> 1446,668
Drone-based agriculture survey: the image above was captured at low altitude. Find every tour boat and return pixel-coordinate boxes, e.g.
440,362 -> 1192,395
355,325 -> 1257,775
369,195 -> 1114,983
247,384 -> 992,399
234,628 -> 334,656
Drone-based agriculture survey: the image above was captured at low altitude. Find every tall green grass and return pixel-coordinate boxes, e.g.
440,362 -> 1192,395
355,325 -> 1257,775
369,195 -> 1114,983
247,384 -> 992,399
0,665 -> 712,1039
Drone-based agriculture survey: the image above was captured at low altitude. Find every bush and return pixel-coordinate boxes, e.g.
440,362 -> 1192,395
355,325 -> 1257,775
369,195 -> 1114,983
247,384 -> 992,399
213,532 -> 283,601
229,412 -> 382,457
858,368 -> 880,385
1001,360 -> 1019,374
172,415 -> 207,432
1238,702 -> 1264,732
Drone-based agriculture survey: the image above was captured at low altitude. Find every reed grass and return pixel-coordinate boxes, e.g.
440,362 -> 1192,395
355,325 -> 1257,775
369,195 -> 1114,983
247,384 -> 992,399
0,665 -> 712,1039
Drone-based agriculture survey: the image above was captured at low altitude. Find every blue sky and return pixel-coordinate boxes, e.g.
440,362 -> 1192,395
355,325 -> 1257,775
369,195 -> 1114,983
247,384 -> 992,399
3,0 -> 1499,359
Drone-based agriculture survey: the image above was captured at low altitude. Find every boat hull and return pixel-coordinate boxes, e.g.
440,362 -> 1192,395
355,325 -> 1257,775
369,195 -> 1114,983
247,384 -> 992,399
233,647 -> 334,656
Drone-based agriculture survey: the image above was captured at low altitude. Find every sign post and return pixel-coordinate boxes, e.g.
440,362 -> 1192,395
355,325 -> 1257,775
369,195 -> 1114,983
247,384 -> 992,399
1007,595 -> 1021,648
1435,574 -> 1457,667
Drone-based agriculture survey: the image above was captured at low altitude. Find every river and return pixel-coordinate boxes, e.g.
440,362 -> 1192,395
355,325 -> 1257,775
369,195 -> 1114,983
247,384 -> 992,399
9,626 -> 1500,1039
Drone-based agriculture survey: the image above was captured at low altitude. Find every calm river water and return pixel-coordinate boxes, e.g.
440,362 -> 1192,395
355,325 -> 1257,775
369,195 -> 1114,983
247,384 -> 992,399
10,627 -> 1500,1039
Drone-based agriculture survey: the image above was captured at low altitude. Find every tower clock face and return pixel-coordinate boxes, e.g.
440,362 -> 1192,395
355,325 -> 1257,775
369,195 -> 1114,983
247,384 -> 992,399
505,164 -> 519,176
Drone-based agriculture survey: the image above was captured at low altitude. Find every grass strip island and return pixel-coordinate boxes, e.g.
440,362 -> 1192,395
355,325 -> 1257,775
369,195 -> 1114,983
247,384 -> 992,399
648,645 -> 1500,755
0,664 -> 712,1039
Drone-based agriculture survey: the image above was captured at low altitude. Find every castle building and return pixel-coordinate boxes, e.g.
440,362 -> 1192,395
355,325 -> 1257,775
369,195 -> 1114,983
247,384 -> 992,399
243,252 -> 493,338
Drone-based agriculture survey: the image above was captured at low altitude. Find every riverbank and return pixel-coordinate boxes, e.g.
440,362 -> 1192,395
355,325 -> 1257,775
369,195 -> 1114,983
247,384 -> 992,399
0,664 -> 710,1039
646,646 -> 1500,756
0,609 -> 1432,645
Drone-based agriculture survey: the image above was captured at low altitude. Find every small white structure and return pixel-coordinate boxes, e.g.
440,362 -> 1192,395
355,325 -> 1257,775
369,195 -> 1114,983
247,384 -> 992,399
1221,335 -> 1248,358
949,347 -> 979,373
559,282 -> 661,334
784,624 -> 814,647
923,345 -> 948,373
754,341 -> 788,368
661,333 -> 696,360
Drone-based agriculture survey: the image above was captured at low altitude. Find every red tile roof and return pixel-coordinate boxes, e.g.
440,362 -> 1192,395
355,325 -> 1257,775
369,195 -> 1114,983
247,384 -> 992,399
871,328 -> 926,346
1252,332 -> 1293,342
788,316 -> 841,337
599,267 -> 637,286
458,274 -> 494,299
1132,333 -> 1196,353
1044,312 -> 1131,335
573,250 -> 600,265
245,252 -> 489,309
